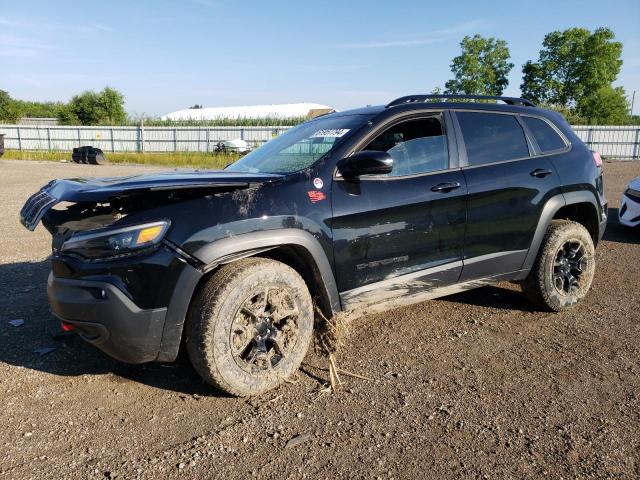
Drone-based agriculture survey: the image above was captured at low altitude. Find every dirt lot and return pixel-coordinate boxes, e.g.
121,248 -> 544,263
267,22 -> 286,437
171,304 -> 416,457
0,159 -> 638,479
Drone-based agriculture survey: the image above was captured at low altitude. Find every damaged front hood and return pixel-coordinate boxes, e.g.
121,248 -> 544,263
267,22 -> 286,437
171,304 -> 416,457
20,169 -> 283,231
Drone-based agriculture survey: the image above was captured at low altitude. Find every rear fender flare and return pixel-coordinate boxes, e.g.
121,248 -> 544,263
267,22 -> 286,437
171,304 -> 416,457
521,192 -> 599,272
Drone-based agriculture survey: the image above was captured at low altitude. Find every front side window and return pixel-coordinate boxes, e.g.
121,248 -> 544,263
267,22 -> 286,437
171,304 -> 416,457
363,116 -> 449,176
457,112 -> 530,166
226,114 -> 371,174
521,116 -> 566,152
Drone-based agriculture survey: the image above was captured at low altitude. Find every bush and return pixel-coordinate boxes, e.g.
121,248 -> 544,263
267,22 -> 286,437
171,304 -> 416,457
577,86 -> 630,125
540,104 -> 588,125
14,100 -> 66,118
58,87 -> 126,125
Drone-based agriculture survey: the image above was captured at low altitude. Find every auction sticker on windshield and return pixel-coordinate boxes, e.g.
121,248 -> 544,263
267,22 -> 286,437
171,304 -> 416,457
311,129 -> 350,138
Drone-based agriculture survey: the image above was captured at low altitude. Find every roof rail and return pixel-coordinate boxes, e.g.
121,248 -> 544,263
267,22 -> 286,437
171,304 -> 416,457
386,94 -> 536,108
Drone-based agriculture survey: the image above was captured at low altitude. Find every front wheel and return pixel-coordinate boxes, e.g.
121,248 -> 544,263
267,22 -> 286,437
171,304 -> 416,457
186,258 -> 314,396
522,220 -> 596,312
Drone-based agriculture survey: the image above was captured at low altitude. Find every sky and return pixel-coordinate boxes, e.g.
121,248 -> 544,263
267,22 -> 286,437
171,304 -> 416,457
1,0 -> 639,116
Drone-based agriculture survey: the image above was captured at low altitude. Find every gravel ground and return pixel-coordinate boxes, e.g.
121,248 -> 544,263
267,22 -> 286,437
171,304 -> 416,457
0,159 -> 638,479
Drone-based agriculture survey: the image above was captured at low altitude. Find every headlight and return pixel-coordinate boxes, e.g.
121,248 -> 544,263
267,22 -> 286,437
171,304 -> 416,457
625,188 -> 640,200
60,221 -> 170,260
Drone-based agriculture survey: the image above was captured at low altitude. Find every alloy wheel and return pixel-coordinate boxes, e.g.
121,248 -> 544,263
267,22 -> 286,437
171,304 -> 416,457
230,286 -> 300,373
553,240 -> 588,296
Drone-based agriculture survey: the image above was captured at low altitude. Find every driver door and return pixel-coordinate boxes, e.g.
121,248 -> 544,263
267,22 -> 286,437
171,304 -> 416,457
331,113 -> 467,308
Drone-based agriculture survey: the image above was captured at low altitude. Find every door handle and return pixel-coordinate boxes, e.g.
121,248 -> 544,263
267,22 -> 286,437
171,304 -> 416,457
530,168 -> 553,178
431,181 -> 461,192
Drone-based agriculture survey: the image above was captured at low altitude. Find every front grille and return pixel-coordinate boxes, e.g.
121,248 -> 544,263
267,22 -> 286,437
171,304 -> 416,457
20,183 -> 57,231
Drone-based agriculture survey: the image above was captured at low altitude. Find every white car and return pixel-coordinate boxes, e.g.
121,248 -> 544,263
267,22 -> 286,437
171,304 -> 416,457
619,176 -> 640,228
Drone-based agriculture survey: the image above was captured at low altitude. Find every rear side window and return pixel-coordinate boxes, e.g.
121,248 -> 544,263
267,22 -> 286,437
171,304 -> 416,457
364,116 -> 448,176
521,116 -> 566,152
457,112 -> 530,166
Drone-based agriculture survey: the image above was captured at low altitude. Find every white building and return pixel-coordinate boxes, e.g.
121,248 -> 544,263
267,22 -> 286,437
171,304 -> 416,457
161,102 -> 335,121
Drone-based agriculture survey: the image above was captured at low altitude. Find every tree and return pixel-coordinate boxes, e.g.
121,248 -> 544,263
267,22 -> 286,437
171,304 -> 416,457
98,87 -> 126,124
520,27 -> 623,108
578,86 -> 629,125
58,87 -> 126,125
0,89 -> 23,123
540,104 -> 587,125
445,35 -> 514,96
56,104 -> 81,125
425,86 -> 443,102
62,90 -> 100,125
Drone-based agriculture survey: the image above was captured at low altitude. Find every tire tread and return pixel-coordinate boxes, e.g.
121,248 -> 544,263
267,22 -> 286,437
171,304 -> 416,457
522,219 -> 595,312
186,257 -> 312,396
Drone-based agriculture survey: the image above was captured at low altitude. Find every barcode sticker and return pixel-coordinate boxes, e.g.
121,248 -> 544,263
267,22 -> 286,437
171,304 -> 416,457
311,129 -> 350,138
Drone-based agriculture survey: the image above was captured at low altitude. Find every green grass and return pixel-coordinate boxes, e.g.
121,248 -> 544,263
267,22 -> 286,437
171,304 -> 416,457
2,150 -> 242,169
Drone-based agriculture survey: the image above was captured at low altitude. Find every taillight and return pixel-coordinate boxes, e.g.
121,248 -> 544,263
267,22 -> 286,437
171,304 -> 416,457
61,321 -> 76,332
592,151 -> 602,167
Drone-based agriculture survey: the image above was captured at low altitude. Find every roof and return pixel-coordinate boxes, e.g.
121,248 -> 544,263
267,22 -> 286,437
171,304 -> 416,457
161,103 -> 335,121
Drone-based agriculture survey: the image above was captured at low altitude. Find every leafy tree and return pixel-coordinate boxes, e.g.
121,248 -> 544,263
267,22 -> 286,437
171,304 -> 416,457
97,87 -> 126,124
445,35 -> 514,96
578,86 -> 629,125
58,87 -> 126,125
520,27 -> 623,108
56,104 -> 81,125
541,104 -> 587,125
62,90 -> 101,125
426,86 -> 443,102
0,89 -> 23,123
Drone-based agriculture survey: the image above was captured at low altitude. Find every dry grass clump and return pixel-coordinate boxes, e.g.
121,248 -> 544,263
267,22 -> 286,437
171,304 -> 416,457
314,307 -> 370,393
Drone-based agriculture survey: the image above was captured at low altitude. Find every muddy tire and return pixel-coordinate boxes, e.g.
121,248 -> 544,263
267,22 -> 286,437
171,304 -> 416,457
522,220 -> 596,312
185,257 -> 313,397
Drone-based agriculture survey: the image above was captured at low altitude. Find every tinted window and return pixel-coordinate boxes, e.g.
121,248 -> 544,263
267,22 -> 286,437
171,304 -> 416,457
364,117 -> 448,176
521,116 -> 566,152
457,112 -> 530,166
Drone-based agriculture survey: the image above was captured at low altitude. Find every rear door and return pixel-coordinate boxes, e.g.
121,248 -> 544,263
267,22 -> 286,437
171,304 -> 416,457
453,110 -> 562,281
331,112 -> 467,306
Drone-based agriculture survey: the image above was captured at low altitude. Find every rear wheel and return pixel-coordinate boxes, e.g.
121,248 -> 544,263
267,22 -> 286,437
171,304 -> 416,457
186,258 -> 313,396
522,220 -> 595,311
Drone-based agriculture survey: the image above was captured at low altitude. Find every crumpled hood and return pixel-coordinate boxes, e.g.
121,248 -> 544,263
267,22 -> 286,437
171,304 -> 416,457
43,170 -> 282,202
20,169 -> 283,231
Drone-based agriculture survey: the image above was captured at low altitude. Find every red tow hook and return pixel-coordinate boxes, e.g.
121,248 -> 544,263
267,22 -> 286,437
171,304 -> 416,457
61,321 -> 76,332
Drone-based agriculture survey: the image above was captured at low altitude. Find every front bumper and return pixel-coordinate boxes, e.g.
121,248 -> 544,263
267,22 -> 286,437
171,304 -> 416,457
619,192 -> 640,227
48,273 -> 168,363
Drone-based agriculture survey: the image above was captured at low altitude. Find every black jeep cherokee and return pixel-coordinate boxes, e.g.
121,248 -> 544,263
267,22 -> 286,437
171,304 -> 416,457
21,95 -> 607,396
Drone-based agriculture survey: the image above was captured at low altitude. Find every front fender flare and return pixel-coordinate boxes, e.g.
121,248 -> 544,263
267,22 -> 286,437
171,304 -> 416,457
156,229 -> 340,362
192,229 -> 339,315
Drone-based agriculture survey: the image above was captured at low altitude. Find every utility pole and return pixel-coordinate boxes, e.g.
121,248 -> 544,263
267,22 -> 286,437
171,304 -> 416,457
630,90 -> 636,116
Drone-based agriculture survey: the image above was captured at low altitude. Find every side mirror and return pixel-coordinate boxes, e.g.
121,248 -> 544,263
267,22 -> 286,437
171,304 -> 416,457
338,150 -> 393,178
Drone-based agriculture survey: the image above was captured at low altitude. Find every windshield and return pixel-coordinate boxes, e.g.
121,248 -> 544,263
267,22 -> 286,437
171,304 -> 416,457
226,114 -> 370,174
